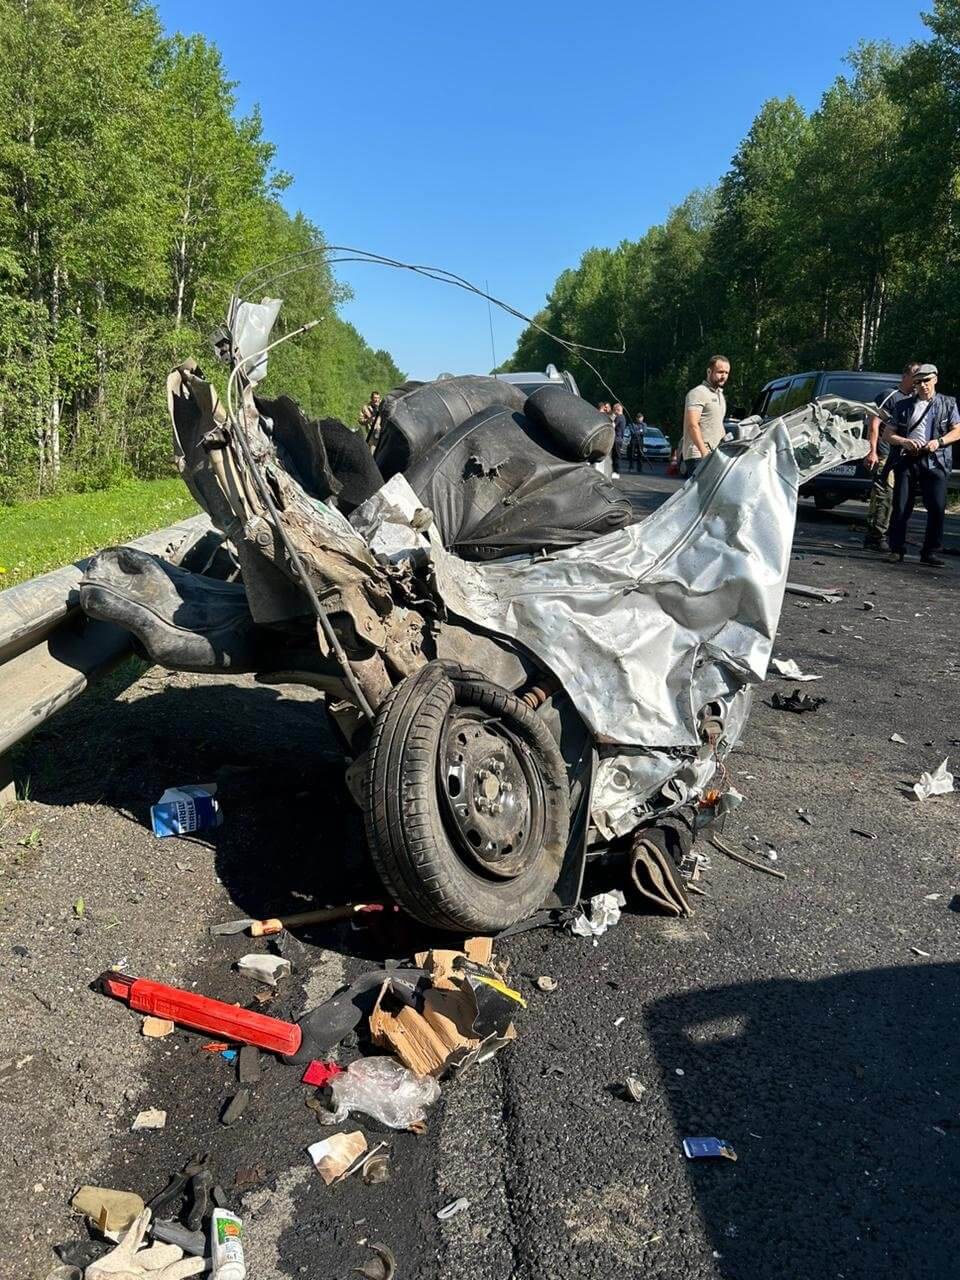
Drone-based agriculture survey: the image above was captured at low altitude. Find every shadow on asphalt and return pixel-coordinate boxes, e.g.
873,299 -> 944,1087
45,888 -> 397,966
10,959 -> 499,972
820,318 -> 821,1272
645,964 -> 960,1279
15,675 -> 467,961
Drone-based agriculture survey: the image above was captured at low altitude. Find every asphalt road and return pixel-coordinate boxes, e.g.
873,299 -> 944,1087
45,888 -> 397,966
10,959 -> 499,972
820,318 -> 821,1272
2,471 -> 958,1280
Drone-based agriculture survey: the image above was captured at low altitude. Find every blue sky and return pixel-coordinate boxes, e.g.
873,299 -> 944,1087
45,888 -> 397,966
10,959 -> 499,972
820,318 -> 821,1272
155,1 -> 927,381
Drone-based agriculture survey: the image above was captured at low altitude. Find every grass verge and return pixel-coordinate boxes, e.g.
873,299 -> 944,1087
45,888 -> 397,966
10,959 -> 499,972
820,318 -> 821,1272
0,478 -> 198,589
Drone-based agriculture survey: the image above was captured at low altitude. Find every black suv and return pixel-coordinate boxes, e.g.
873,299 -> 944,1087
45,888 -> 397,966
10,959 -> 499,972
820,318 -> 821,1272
754,369 -> 898,509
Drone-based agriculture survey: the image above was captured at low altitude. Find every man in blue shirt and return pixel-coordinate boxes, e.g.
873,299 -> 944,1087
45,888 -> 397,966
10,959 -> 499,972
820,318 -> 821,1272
863,362 -> 918,550
883,363 -> 960,565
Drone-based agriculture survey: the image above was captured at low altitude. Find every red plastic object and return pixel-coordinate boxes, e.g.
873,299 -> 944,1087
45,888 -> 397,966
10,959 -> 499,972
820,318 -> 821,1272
301,1059 -> 344,1087
100,972 -> 302,1057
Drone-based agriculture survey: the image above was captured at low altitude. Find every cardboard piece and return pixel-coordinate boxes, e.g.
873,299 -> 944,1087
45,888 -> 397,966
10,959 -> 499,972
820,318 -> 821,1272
307,1131 -> 367,1185
368,964 -> 518,1078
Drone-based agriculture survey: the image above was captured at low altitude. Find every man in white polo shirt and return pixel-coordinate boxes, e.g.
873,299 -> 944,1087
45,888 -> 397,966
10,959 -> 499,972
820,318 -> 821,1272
681,355 -> 730,478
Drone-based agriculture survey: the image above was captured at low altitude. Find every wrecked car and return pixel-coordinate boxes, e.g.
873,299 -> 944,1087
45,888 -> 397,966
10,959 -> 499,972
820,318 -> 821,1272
80,291 -> 872,933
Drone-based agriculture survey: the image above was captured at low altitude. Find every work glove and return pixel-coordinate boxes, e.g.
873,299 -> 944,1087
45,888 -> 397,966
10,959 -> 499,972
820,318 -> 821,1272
85,1209 -> 206,1280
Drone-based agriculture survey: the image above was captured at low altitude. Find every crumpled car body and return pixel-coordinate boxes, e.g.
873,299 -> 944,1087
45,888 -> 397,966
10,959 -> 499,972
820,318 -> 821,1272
80,296 -> 871,932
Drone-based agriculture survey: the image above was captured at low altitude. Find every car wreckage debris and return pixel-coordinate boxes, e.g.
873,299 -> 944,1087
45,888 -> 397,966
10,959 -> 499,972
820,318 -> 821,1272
682,1137 -> 738,1162
710,836 -> 787,880
771,689 -> 827,713
912,758 -> 955,801
79,290 -> 874,933
354,1242 -> 397,1280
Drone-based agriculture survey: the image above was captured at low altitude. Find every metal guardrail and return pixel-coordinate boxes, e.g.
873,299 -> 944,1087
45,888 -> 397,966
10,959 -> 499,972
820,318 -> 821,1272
0,514 -> 215,802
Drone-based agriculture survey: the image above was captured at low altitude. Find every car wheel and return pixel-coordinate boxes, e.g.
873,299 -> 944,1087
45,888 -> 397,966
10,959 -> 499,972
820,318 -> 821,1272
363,661 -> 570,932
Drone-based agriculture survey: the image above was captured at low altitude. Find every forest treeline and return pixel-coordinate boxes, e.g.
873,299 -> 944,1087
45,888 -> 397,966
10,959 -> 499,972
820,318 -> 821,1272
0,0 -> 402,504
507,2 -> 960,433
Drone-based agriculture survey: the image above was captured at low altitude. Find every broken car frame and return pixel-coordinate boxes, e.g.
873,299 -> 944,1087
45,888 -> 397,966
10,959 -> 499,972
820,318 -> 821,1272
79,256 -> 878,932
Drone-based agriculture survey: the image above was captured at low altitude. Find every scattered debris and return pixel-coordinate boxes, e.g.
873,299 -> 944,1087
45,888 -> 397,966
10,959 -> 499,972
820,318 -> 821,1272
73,897 -> 85,918
307,1131 -> 368,1185
710,836 -> 787,880
150,783 -> 222,838
924,893 -> 941,901
131,1108 -> 166,1131
890,733 -> 907,744
236,954 -> 292,987
796,808 -> 815,825
210,1208 -> 245,1280
142,1017 -> 175,1039
366,945 -> 520,1077
145,1154 -> 213,1229
570,890 -> 626,938
233,1167 -> 266,1192
354,1241 -> 397,1280
535,976 -> 558,993
209,903 -> 387,937
302,1059 -> 344,1087
862,600 -> 875,611
910,946 -> 931,958
220,1089 -> 251,1127
323,1056 -> 441,1130
85,1209 -> 205,1280
949,896 -> 960,914
913,759 -> 955,802
784,581 -> 843,603
850,828 -> 877,840
437,1197 -> 470,1220
682,1137 -> 738,1161
624,1076 -> 646,1103
771,689 -> 826,713
238,1045 -> 261,1084
70,1186 -> 145,1234
151,1219 -> 205,1255
221,1048 -> 237,1062
769,658 -> 822,682
361,1149 -> 392,1185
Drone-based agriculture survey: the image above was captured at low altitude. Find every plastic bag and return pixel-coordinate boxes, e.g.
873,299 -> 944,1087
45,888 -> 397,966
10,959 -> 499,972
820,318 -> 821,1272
913,758 -> 954,801
322,1056 -> 441,1129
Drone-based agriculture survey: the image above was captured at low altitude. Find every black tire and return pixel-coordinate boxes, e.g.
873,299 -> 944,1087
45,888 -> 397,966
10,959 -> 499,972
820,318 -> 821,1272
364,662 -> 570,932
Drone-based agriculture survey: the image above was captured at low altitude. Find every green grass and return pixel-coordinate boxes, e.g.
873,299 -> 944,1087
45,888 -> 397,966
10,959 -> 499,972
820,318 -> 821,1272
0,478 -> 199,588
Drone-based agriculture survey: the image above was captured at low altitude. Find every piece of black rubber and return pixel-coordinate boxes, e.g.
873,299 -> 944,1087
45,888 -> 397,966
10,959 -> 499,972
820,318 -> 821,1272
364,662 -> 570,932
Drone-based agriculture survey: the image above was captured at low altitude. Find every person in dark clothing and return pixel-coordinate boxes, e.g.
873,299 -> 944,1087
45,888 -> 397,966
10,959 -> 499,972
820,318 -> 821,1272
629,413 -> 646,472
612,403 -> 628,477
883,363 -> 960,565
863,362 -> 919,550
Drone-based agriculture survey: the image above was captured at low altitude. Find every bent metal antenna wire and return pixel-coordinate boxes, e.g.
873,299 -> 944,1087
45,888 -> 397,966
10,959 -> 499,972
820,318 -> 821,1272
230,245 -> 628,401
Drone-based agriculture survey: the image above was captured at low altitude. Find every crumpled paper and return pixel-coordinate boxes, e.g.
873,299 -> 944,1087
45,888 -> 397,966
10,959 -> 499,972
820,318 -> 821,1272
570,890 -> 626,938
912,758 -> 955,802
769,658 -> 822,682
236,954 -> 291,987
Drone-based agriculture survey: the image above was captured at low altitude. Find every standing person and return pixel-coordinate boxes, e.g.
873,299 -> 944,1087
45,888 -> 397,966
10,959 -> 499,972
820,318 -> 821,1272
681,356 -> 730,478
630,412 -> 646,472
863,362 -> 919,550
612,402 -> 628,478
363,390 -> 384,449
884,363 -> 960,565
